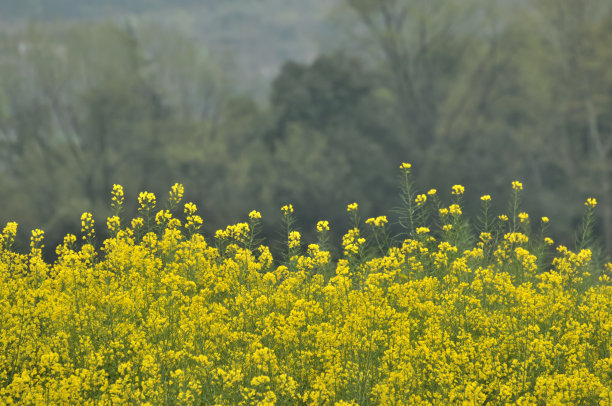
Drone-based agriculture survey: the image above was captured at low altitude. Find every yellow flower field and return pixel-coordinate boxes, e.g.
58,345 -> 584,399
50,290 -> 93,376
0,165 -> 611,405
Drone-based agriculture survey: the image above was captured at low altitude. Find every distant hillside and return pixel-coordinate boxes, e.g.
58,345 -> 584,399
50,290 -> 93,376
0,0 -> 340,90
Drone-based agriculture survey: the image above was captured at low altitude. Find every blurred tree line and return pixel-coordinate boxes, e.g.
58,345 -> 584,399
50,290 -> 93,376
1,0 -> 612,257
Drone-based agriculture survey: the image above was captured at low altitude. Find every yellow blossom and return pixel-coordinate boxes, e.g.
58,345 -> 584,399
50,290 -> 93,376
347,202 -> 358,212
168,183 -> 184,206
1,171 -> 610,406
111,184 -> 124,210
138,191 -> 156,211
281,204 -> 294,215
449,204 -> 462,215
480,232 -> 492,242
512,180 -> 523,190
249,210 -> 262,220
399,162 -> 412,170
131,217 -> 144,229
316,221 -> 330,232
415,194 -> 427,206
451,184 -> 465,195
30,228 -> 45,251
416,227 -> 430,234
585,198 -> 597,208
81,212 -> 95,240
365,216 -> 388,227
184,202 -> 198,215
504,232 -> 529,244
480,195 -> 491,201
107,215 -> 121,232
288,231 -> 301,249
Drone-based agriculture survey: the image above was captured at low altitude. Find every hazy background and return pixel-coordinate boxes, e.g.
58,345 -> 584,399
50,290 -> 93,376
1,0 -> 611,256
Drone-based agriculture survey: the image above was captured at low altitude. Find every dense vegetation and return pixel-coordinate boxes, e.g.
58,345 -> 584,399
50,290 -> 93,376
1,165 -> 610,404
2,2 -> 611,404
1,0 -> 612,256
2,1 -> 612,258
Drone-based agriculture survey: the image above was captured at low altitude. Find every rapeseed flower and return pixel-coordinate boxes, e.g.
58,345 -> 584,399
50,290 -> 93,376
111,184 -> 124,211
416,227 -> 430,234
512,180 -> 523,190
1,222 -> 17,248
281,204 -> 294,215
504,232 -> 529,244
249,210 -> 262,220
80,211 -> 95,240
168,182 -> 184,207
316,220 -> 330,232
107,215 -> 121,233
184,202 -> 197,215
30,228 -> 45,252
480,232 -> 492,242
0,165 -> 609,405
451,184 -> 465,195
288,231 -> 301,249
449,204 -> 462,215
415,194 -> 427,206
138,191 -> 156,211
365,216 -> 387,227
585,198 -> 597,208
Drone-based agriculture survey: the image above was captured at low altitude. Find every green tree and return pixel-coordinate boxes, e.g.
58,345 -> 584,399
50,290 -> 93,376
518,0 -> 612,250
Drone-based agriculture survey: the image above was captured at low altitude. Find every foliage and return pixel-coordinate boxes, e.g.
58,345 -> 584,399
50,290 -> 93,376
0,166 -> 610,404
2,1 -> 612,257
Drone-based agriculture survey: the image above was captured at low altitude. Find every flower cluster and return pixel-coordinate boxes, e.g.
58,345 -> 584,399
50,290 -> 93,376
249,210 -> 262,220
184,202 -> 203,233
414,194 -> 427,206
80,212 -> 95,241
365,216 -> 388,228
281,204 -> 294,216
111,184 -> 124,212
0,169 -> 609,405
342,227 -> 365,256
168,182 -> 184,208
138,191 -> 156,212
0,222 -> 18,249
29,228 -> 45,253
448,204 -> 462,216
316,221 -> 330,232
215,222 -> 250,242
288,231 -> 301,249
451,184 -> 465,195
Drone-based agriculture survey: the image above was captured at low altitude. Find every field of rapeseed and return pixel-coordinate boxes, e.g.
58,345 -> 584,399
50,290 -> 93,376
0,164 -> 611,405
